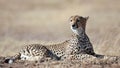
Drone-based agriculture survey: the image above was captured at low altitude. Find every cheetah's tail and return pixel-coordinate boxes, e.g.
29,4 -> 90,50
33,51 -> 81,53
4,53 -> 21,64
92,54 -> 120,64
101,55 -> 120,64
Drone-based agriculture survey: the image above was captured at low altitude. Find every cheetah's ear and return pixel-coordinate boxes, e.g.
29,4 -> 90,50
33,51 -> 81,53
85,16 -> 89,21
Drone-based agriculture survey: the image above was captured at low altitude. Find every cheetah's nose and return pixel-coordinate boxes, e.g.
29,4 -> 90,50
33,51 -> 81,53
72,25 -> 75,27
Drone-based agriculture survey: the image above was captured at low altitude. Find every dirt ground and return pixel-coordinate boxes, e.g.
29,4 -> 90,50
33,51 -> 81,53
0,57 -> 120,68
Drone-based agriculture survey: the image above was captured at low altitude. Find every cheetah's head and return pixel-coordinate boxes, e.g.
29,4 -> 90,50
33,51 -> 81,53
69,15 -> 89,35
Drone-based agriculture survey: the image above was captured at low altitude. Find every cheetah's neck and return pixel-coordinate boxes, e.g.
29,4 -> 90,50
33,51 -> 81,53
74,31 -> 89,42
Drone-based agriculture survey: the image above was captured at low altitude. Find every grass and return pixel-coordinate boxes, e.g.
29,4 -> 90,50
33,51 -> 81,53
0,0 -> 120,62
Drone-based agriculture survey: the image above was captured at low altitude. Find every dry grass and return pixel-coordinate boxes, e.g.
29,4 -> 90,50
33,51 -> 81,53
1,59 -> 120,68
0,0 -> 120,67
0,0 -> 120,56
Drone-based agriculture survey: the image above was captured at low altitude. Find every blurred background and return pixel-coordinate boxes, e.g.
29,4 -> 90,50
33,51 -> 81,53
0,0 -> 120,56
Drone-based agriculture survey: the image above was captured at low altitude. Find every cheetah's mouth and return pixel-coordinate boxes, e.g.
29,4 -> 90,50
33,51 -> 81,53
71,26 -> 84,35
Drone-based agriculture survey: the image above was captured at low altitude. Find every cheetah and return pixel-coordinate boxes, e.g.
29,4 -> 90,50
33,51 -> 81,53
5,15 -> 96,63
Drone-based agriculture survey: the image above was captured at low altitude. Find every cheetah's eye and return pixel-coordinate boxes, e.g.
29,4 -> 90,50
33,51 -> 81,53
70,20 -> 72,22
76,19 -> 80,22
